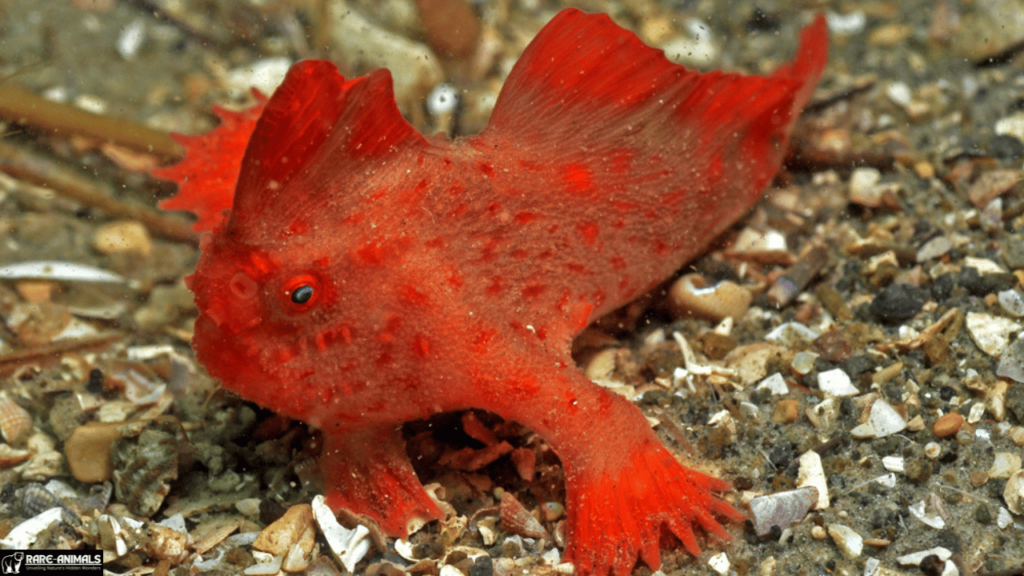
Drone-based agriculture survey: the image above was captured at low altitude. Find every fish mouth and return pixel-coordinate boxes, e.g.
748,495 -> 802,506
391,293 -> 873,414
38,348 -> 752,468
192,314 -> 270,400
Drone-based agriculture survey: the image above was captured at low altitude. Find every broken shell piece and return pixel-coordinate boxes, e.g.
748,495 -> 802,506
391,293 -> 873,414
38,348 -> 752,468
988,452 -> 1022,479
253,503 -> 315,557
818,368 -> 859,397
757,373 -> 789,395
897,547 -> 953,565
0,508 -> 65,549
1005,470 -> 1024,514
311,495 -> 371,572
500,492 -> 546,539
0,397 -> 33,446
748,486 -> 818,536
708,552 -> 730,575
668,274 -> 752,322
867,399 -> 907,438
827,524 -> 863,559
908,500 -> 945,529
797,451 -> 829,509
882,456 -> 905,473
765,322 -> 820,347
0,261 -> 127,283
966,312 -> 1021,356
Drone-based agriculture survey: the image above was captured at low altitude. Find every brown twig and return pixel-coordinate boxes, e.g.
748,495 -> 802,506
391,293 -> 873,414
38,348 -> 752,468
973,38 -> 1024,68
0,83 -> 184,161
0,140 -> 197,245
0,333 -> 123,377
802,82 -> 876,115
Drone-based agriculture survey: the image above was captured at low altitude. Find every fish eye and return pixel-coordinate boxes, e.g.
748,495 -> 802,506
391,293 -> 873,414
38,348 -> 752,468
291,285 -> 314,304
280,274 -> 320,311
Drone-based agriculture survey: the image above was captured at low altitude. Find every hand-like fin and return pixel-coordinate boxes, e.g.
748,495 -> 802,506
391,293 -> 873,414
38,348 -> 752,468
226,60 -> 429,240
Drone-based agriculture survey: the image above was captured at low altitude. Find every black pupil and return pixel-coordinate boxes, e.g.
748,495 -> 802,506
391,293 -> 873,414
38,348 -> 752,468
291,285 -> 314,305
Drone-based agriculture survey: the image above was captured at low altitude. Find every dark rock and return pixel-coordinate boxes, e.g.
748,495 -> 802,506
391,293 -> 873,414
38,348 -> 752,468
841,354 -> 878,377
930,273 -> 956,301
990,134 -> 1024,159
958,268 -> 1015,296
1006,381 -> 1024,423
469,555 -> 494,576
975,503 -> 993,525
870,283 -> 927,323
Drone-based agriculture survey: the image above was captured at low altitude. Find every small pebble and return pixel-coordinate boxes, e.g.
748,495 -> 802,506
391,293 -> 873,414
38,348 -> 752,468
92,221 -> 152,256
117,19 -> 146,60
772,399 -> 800,424
791,351 -> 818,375
997,289 -> 1024,316
870,283 -> 926,323
1004,470 -> 1024,514
996,337 -> 1024,382
933,413 -> 964,438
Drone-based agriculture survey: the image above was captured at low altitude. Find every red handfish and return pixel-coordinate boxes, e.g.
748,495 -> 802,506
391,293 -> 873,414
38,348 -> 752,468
154,10 -> 828,576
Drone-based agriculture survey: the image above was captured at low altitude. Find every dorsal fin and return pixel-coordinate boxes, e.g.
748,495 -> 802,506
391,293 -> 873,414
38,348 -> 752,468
226,60 -> 429,239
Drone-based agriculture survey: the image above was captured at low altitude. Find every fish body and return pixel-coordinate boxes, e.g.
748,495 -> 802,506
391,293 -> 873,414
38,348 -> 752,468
156,10 -> 827,576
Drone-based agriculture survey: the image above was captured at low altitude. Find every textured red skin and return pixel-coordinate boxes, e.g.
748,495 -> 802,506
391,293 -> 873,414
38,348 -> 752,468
158,10 -> 827,576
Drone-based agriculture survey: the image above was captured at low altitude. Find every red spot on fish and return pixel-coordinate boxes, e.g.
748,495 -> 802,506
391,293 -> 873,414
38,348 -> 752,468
577,222 -> 599,244
286,219 -> 309,236
478,162 -> 494,177
486,276 -> 505,295
563,162 -> 593,194
413,335 -> 431,357
610,257 -> 626,270
399,284 -> 428,306
341,212 -> 365,225
522,284 -> 545,298
355,242 -> 385,265
514,212 -> 540,224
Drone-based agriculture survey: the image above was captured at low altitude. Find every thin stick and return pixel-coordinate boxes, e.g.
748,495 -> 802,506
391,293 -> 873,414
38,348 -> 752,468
0,83 -> 184,160
0,333 -> 123,377
0,140 -> 197,245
